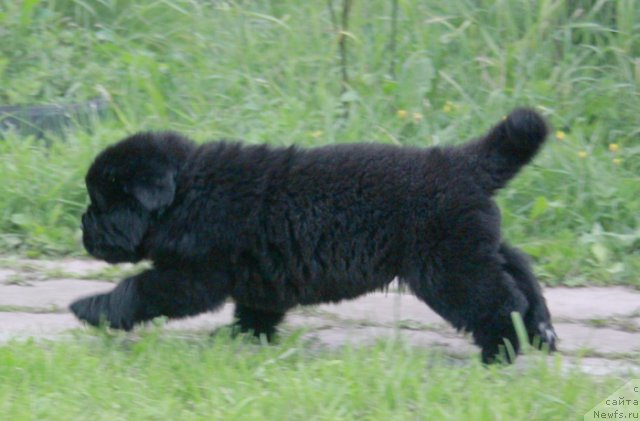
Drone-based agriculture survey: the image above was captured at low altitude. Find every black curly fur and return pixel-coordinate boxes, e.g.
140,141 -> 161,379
70,108 -> 556,363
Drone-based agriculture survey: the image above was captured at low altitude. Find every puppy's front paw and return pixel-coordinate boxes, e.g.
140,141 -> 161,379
69,293 -> 135,331
70,294 -> 110,327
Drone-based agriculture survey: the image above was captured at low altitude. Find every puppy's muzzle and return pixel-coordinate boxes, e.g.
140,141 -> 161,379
81,209 -> 97,255
81,205 -> 148,264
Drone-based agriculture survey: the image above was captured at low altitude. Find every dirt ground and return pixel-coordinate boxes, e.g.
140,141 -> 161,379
1,258 -> 639,375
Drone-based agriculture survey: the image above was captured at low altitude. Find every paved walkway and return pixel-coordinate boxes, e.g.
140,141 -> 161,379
1,258 -> 639,375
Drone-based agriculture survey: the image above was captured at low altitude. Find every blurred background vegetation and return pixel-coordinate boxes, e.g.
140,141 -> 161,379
0,0 -> 638,286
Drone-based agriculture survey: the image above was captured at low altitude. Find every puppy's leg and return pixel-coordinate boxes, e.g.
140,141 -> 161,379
499,243 -> 557,351
69,268 -> 230,330
407,254 -> 531,364
232,304 -> 286,342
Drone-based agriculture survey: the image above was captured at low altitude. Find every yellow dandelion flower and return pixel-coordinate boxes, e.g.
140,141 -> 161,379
556,130 -> 566,141
608,143 -> 619,153
413,112 -> 423,122
613,158 -> 622,165
443,102 -> 453,113
396,109 -> 408,119
310,130 -> 323,139
578,151 -> 588,159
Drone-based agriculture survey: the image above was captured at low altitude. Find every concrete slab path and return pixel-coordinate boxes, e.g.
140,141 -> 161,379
1,258 -> 639,375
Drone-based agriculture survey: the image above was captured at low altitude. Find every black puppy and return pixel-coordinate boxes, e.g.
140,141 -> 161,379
71,108 -> 557,363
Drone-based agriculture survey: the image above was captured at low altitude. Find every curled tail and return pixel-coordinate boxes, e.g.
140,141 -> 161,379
464,108 -> 548,193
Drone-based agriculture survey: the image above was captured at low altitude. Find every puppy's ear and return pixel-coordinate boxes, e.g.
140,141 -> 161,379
127,171 -> 176,211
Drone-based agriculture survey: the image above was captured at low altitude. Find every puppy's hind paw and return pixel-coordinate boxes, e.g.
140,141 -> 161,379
525,320 -> 558,353
534,322 -> 558,352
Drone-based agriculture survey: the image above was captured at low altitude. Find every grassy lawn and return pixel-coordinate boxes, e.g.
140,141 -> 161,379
1,2 -> 639,418
0,331 -> 622,420
1,0 -> 638,286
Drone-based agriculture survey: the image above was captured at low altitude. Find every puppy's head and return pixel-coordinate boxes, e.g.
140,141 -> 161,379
82,132 -> 194,263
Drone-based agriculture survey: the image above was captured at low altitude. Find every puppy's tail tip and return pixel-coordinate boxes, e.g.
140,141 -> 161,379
471,108 -> 549,192
501,108 -> 548,156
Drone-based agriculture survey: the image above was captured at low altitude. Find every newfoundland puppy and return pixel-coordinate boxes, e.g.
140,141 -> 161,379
70,108 -> 557,363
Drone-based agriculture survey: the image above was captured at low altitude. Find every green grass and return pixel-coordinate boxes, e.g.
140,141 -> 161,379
0,331 -> 622,420
1,3 -> 636,415
0,0 -> 638,286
